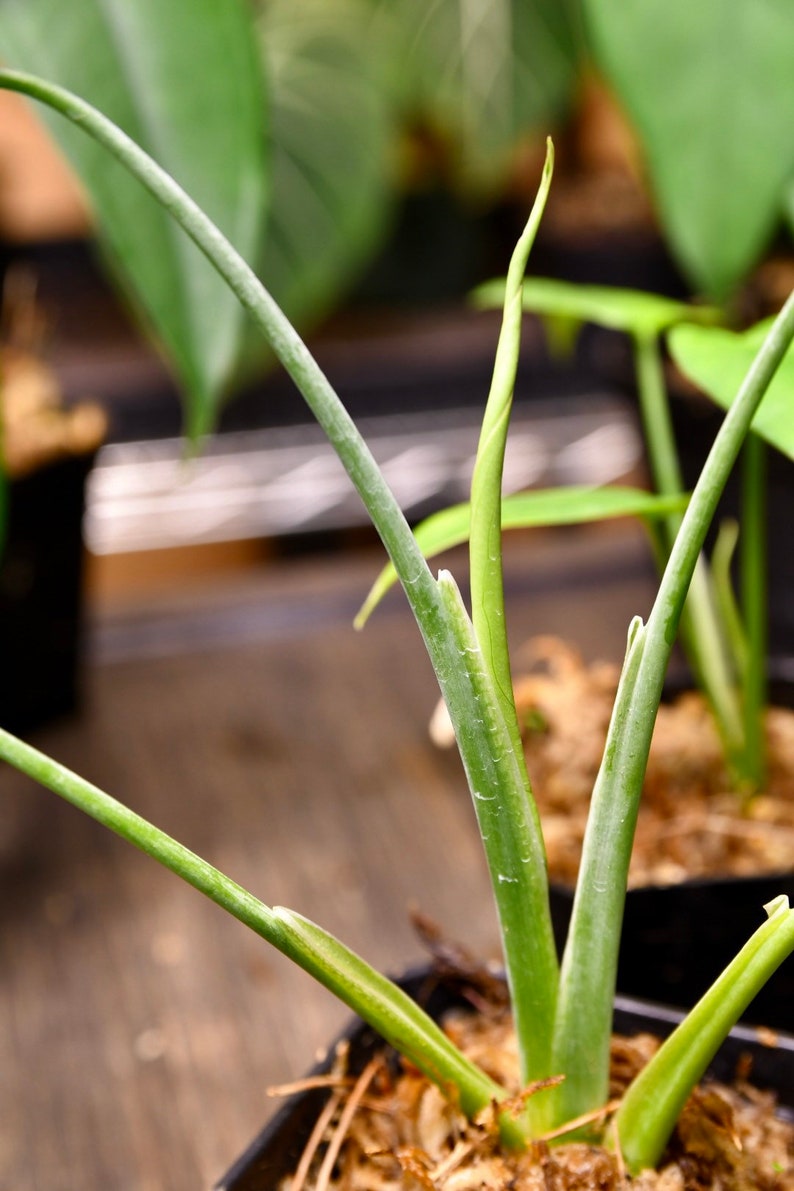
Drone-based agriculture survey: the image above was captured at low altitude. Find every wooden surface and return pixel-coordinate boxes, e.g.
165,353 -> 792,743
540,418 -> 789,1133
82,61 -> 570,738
1,527 -> 656,1190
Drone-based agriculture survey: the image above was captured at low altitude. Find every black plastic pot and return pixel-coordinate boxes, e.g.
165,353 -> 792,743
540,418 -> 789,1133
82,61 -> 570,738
546,667 -> 794,1033
216,968 -> 794,1191
0,452 -> 95,733
550,875 -> 794,1035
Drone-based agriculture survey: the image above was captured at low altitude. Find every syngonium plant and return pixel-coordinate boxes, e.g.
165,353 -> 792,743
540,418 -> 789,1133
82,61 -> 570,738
455,278 -> 794,794
1,69 -> 794,1176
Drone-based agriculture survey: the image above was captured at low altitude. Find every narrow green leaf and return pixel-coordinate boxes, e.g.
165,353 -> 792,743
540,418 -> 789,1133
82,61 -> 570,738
469,142 -> 553,746
555,290 -> 794,1125
272,909 -> 521,1137
738,435 -> 768,791
473,276 -> 720,339
549,615 -> 648,1124
0,722 -> 510,1132
633,333 -> 746,781
0,0 -> 268,439
616,896 -> 794,1174
437,571 -> 558,1121
710,519 -> 747,678
669,319 -> 794,460
582,0 -> 794,298
355,486 -> 689,628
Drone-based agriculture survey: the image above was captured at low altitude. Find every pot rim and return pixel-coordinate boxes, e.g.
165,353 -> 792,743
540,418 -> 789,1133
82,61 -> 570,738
215,968 -> 794,1191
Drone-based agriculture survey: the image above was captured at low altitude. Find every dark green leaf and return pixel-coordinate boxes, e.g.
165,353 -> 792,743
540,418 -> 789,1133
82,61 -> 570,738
388,0 -> 581,193
583,0 -> 794,299
251,0 -> 395,332
0,0 -> 268,438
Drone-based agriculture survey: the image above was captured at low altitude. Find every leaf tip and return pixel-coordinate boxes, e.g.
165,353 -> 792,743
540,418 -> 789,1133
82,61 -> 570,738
764,894 -> 791,919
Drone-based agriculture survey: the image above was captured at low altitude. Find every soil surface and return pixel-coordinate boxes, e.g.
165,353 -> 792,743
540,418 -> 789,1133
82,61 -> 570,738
511,638 -> 794,888
275,997 -> 793,1190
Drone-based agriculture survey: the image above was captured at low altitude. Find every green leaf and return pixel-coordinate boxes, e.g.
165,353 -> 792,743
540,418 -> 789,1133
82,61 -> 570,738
0,0 -> 268,439
437,572 -> 558,1126
251,0 -> 395,331
355,486 -> 688,627
468,144 -> 553,783
466,149 -> 558,1096
553,292 -> 794,1127
388,0 -> 580,193
0,718 -> 514,1140
273,909 -> 522,1139
474,276 -> 720,339
616,895 -> 794,1174
669,319 -> 794,460
583,0 -> 794,299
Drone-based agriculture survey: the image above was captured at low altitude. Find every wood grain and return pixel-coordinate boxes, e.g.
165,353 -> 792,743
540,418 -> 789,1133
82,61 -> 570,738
0,527 -> 656,1190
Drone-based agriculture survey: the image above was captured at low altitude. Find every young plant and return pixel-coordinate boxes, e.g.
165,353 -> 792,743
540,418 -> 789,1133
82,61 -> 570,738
1,68 -> 794,1173
465,276 -> 794,792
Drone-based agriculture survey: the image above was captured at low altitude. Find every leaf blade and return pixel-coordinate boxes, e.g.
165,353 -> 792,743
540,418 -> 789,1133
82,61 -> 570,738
474,276 -> 720,338
669,319 -> 794,460
583,0 -> 794,298
355,486 -> 689,627
0,0 -> 269,437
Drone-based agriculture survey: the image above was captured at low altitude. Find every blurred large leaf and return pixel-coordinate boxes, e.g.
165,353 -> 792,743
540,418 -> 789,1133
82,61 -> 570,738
252,0 -> 395,330
0,0 -> 268,438
388,0 -> 581,193
583,0 -> 794,300
356,486 -> 687,626
669,320 -> 794,459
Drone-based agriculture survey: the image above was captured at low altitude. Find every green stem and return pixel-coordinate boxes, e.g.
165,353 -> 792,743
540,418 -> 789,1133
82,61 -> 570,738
467,142 -> 558,1091
616,896 -> 794,1173
633,331 -> 685,502
548,615 -> 647,1124
0,726 -> 513,1131
739,433 -> 767,791
711,519 -> 748,677
438,573 -> 558,1127
633,333 -> 745,773
553,290 -> 794,1128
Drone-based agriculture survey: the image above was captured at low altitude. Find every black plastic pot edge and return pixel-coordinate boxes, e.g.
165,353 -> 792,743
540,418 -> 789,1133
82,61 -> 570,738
550,874 -> 794,1035
215,966 -> 794,1191
546,663 -> 794,1033
0,451 -> 96,733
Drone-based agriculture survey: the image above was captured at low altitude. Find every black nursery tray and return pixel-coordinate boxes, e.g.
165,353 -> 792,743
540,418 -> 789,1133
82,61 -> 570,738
216,968 -> 794,1191
550,873 -> 794,1035
0,452 -> 95,732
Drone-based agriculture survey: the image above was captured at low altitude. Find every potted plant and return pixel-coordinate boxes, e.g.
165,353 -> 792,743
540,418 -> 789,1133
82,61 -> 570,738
0,70 -> 793,1188
363,274 -> 794,1027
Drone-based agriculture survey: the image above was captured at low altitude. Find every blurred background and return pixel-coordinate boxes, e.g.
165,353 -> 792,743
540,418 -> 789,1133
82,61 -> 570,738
1,0 -> 793,725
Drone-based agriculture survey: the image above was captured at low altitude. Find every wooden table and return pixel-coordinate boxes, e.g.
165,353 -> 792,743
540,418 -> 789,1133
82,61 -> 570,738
1,527 -> 656,1190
